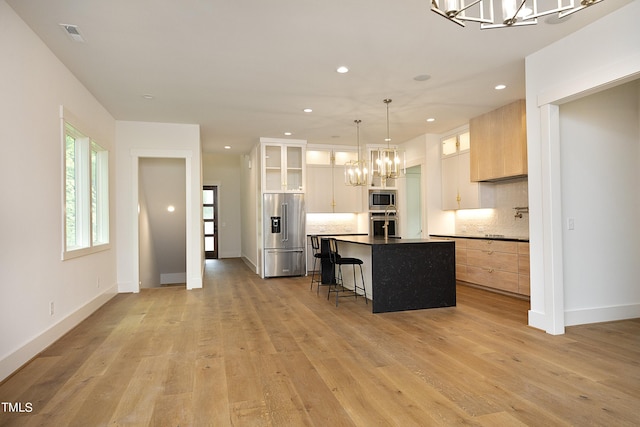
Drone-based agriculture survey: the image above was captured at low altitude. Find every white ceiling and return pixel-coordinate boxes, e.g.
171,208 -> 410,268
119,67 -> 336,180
6,0 -> 631,154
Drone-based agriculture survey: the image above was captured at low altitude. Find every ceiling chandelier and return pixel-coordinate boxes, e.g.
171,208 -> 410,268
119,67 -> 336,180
344,119 -> 368,186
372,99 -> 404,185
431,0 -> 604,29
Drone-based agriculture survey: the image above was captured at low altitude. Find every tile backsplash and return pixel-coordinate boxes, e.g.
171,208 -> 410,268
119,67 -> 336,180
455,178 -> 529,238
306,213 -> 362,235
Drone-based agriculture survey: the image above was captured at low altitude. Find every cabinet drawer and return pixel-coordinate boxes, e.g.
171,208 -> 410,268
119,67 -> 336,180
466,239 -> 518,253
518,254 -> 530,275
519,274 -> 530,296
518,242 -> 530,275
466,249 -> 518,273
466,266 -> 519,293
451,238 -> 468,249
456,264 -> 468,282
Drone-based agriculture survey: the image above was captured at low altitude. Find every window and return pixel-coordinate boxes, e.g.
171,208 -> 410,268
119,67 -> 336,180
63,122 -> 109,259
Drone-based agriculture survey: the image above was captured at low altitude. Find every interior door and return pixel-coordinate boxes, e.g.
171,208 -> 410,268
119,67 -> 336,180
203,186 -> 218,259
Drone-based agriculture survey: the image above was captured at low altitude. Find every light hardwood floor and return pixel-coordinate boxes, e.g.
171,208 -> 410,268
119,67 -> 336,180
1,258 -> 639,426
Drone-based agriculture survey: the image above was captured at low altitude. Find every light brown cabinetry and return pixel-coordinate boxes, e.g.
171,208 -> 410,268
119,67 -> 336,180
517,242 -> 530,296
433,236 -> 530,296
470,99 -> 527,182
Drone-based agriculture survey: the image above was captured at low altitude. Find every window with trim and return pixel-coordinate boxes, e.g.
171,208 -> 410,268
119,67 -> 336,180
64,122 -> 109,259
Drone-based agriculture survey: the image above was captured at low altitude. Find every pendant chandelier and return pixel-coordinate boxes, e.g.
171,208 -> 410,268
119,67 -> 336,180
373,99 -> 404,184
431,0 -> 604,29
344,119 -> 368,186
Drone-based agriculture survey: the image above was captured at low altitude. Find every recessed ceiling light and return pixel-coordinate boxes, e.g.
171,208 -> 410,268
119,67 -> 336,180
303,108 -> 313,113
336,66 -> 349,74
284,132 -> 292,136
495,84 -> 507,90
414,74 -> 431,82
426,117 -> 436,122
224,145 -> 231,149
167,205 -> 175,213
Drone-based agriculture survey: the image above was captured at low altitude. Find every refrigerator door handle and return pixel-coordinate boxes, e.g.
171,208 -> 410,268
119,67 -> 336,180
282,203 -> 288,241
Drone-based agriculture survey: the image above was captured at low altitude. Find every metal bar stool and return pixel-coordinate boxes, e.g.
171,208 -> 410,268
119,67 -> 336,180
309,235 -> 331,294
327,238 -> 367,307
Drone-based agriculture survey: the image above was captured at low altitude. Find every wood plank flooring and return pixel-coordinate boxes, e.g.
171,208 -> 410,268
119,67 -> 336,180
1,258 -> 639,426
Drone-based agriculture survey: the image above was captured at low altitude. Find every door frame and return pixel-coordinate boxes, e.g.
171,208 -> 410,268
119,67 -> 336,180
130,148 -> 201,292
203,185 -> 218,259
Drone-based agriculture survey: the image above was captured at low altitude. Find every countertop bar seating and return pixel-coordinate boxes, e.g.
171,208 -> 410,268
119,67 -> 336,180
320,236 -> 456,313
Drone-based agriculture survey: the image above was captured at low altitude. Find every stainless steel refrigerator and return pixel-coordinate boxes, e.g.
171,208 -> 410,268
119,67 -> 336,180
263,193 -> 306,278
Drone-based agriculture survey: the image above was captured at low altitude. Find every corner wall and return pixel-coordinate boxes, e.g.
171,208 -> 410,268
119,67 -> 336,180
525,1 -> 640,333
115,121 -> 202,292
559,81 -> 640,326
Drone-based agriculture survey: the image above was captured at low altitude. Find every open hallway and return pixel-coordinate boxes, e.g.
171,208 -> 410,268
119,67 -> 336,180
1,258 -> 639,426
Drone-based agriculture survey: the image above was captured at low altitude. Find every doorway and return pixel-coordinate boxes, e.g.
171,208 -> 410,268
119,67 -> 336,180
203,185 -> 218,259
138,157 -> 187,287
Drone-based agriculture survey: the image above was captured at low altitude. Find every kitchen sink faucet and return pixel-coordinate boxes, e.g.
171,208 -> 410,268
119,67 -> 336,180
383,203 -> 397,241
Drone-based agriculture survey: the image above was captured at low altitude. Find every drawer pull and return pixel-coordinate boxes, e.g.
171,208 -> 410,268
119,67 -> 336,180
487,268 -> 494,273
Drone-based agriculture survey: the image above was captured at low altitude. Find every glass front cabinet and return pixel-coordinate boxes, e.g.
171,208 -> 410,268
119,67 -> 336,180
260,138 -> 306,193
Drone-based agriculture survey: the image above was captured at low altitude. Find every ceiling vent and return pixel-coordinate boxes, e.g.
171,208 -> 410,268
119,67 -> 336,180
59,24 -> 85,43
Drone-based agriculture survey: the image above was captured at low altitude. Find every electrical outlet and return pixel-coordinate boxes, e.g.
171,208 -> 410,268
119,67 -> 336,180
567,217 -> 575,230
49,301 -> 54,316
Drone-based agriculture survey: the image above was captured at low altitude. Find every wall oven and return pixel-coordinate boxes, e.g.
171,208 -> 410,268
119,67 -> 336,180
369,190 -> 396,211
370,213 -> 398,238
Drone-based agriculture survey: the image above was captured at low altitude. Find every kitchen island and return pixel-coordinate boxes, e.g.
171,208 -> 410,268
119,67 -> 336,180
322,236 -> 456,313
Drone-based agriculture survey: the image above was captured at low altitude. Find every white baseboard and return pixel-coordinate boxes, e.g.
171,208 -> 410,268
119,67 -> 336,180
241,256 -> 257,274
187,274 -> 203,290
219,250 -> 242,258
0,284 -> 118,382
528,303 -> 640,335
565,303 -> 640,327
528,309 -> 548,332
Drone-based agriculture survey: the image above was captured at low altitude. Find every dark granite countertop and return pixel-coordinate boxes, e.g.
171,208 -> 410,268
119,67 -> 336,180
429,234 -> 529,242
326,235 -> 452,246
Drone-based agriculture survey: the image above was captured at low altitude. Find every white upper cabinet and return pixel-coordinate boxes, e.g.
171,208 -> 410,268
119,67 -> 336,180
261,138 -> 306,193
441,129 -> 495,210
306,146 -> 363,213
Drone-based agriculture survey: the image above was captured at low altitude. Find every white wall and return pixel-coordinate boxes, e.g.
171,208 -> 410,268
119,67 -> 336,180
559,81 -> 640,325
525,0 -> 640,333
240,146 -> 260,272
115,121 -> 203,292
138,186 -> 161,288
398,135 -> 427,238
0,1 -> 117,381
424,133 -> 456,235
202,153 -> 243,258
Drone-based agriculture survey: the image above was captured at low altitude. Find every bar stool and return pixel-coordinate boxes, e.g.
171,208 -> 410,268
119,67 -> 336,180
309,235 -> 331,294
327,238 -> 367,307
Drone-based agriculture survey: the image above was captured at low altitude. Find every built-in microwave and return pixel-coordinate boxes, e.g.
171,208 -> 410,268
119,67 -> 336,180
369,190 -> 396,210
